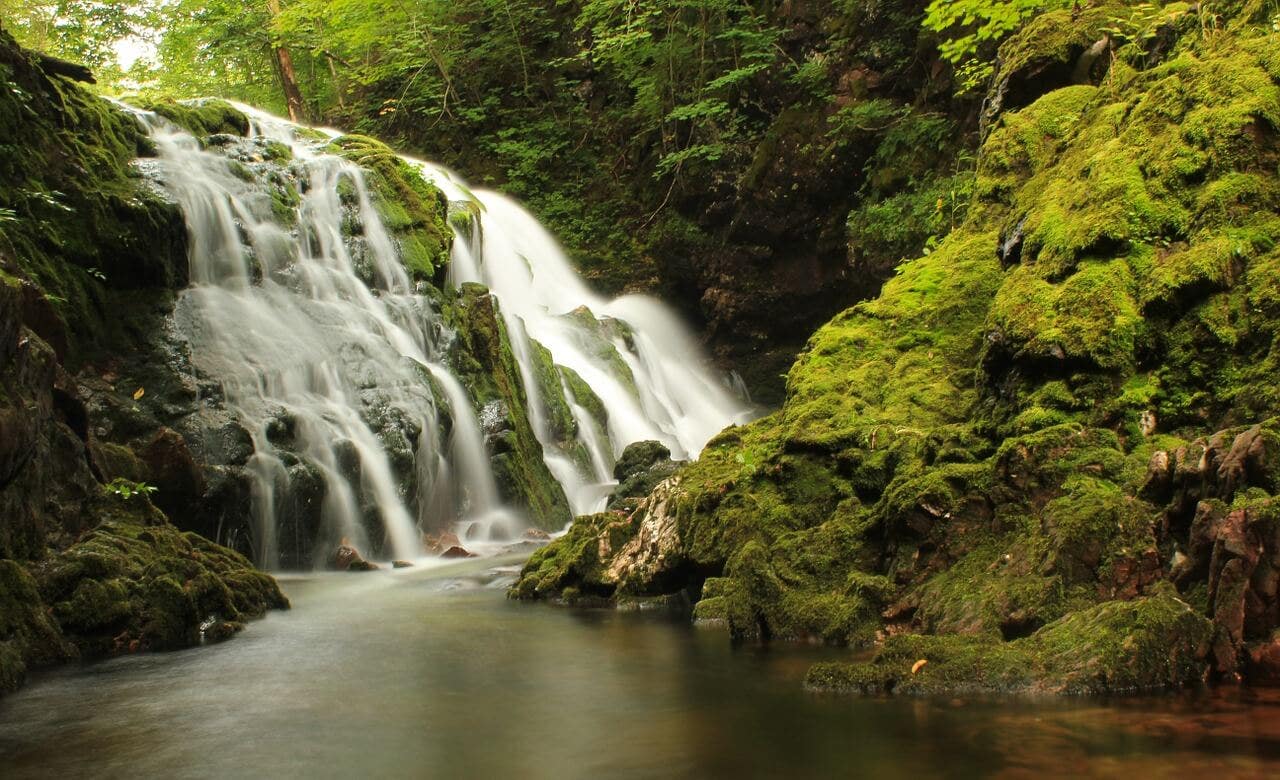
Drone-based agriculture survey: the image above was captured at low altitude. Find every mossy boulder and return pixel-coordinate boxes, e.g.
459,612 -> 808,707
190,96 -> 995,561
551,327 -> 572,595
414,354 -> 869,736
513,8 -> 1280,693
607,440 -> 680,511
135,98 -> 250,137
0,560 -> 75,694
35,492 -> 289,657
807,588 -> 1212,695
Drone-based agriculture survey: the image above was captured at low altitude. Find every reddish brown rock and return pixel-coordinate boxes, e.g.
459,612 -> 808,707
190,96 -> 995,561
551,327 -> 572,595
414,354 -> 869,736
1246,637 -> 1280,685
139,427 -> 206,517
423,530 -> 462,554
330,541 -> 379,571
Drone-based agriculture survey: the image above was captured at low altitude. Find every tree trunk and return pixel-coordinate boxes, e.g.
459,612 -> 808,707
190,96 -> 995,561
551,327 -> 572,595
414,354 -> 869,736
265,0 -> 305,123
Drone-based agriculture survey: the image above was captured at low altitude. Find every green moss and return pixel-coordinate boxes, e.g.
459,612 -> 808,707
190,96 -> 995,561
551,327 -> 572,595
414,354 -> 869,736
510,512 -> 624,601
34,492 -> 288,656
329,134 -> 451,282
445,284 -> 571,529
559,307 -> 640,401
262,140 -> 292,163
268,176 -> 301,226
529,339 -> 577,448
561,365 -> 608,432
784,232 -> 1003,449
134,98 -> 250,137
0,560 -> 75,695
513,12 -> 1280,695
0,41 -> 187,360
809,588 -> 1212,695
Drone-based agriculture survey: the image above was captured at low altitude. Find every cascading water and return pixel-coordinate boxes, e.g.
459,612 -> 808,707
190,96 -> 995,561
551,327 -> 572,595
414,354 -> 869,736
126,100 -> 751,568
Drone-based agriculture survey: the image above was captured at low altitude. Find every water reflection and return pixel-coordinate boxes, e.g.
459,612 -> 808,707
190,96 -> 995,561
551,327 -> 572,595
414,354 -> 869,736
0,560 -> 1277,778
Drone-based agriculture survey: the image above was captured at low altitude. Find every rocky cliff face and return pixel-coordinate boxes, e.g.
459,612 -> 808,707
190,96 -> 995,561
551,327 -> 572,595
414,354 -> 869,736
514,3 -> 1280,694
0,32 -> 288,695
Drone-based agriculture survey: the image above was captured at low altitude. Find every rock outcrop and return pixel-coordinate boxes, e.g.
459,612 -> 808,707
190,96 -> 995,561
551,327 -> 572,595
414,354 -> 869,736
513,5 -> 1280,694
0,30 -> 287,696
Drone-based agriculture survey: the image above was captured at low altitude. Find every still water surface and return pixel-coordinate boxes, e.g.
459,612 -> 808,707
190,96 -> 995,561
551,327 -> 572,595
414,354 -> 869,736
2,556 -> 1279,778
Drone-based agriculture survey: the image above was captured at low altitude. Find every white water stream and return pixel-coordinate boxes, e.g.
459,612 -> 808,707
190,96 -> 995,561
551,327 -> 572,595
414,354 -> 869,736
126,101 -> 750,568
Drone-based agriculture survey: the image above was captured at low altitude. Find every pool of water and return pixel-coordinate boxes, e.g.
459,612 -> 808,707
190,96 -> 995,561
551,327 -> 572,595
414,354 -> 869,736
2,557 -> 1279,778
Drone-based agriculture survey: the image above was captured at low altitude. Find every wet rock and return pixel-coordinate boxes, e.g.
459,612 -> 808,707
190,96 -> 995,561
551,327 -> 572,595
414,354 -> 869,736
523,528 -> 551,541
613,440 -> 671,481
441,545 -> 477,559
1139,450 -> 1173,502
997,216 -> 1026,268
503,540 -> 544,554
1215,425 -> 1272,497
200,619 -> 245,644
330,541 -> 379,571
423,531 -> 461,554
513,477 -> 685,601
607,440 -> 681,511
392,560 -> 414,569
1174,497 -> 1279,680
17,278 -> 68,360
138,427 -> 206,518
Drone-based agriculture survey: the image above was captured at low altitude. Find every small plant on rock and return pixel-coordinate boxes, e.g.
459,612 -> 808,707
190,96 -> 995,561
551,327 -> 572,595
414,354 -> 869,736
104,478 -> 158,501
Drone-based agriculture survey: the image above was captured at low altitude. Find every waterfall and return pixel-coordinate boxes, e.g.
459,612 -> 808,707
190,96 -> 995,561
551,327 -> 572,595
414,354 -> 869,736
126,100 -> 751,568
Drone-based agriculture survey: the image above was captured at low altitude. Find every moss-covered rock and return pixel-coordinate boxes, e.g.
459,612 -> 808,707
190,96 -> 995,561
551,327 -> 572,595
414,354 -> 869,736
445,283 -> 572,529
513,6 -> 1280,693
607,440 -> 680,511
0,559 -> 75,694
329,134 -> 451,282
0,34 -> 288,699
35,493 -> 288,656
0,32 -> 188,359
807,588 -> 1212,695
134,98 -> 250,137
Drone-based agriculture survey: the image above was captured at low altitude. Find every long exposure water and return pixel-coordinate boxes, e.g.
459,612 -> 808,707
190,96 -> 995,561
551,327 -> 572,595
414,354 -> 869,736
1,560 -> 1278,779
122,100 -> 750,568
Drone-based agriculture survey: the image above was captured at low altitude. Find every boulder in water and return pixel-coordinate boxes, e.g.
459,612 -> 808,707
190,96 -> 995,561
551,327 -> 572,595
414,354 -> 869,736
441,545 -> 477,559
392,560 -> 414,569
330,540 -> 379,572
424,531 -> 462,554
523,528 -> 551,541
